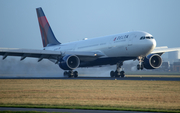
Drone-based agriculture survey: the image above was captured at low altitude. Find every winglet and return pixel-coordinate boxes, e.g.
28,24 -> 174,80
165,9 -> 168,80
36,7 -> 61,47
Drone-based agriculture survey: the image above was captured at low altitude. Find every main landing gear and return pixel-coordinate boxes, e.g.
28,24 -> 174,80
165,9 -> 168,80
137,56 -> 144,70
110,62 -> 125,78
64,70 -> 78,78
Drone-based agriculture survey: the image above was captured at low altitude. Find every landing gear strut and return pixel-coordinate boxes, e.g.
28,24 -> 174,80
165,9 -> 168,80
110,62 -> 125,78
137,56 -> 144,70
64,70 -> 78,78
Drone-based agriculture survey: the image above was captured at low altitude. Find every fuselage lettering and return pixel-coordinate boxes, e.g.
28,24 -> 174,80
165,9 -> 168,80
114,35 -> 128,41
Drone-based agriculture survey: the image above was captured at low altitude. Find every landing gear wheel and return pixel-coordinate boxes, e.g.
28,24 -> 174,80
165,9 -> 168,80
137,64 -> 144,70
137,64 -> 140,70
115,71 -> 120,77
68,71 -> 72,78
64,71 -> 68,76
110,62 -> 125,78
74,71 -> 78,78
63,70 -> 78,78
120,71 -> 125,78
110,71 -> 115,77
137,56 -> 144,70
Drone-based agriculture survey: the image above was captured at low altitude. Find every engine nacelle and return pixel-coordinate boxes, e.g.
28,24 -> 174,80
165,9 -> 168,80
143,54 -> 162,69
59,55 -> 80,70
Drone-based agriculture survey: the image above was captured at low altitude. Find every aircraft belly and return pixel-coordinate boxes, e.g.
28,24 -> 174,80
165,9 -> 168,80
79,56 -> 137,67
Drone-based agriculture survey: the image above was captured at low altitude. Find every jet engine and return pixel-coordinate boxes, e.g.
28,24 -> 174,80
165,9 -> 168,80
143,54 -> 162,69
59,55 -> 80,70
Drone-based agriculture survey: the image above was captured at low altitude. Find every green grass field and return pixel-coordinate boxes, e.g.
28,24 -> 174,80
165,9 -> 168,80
0,79 -> 180,112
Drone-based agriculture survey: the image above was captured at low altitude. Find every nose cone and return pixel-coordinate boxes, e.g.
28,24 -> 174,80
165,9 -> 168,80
145,39 -> 156,55
149,39 -> 156,51
152,39 -> 156,50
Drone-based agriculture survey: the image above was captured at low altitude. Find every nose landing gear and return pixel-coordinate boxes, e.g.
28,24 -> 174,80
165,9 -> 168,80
110,62 -> 125,78
137,56 -> 144,70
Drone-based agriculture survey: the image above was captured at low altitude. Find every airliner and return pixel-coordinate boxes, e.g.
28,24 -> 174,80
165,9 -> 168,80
0,7 -> 180,78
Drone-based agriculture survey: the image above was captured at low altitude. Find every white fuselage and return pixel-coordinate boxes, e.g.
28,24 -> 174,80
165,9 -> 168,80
45,31 -> 156,59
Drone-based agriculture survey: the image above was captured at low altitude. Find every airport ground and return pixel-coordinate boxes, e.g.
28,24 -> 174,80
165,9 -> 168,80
0,75 -> 180,113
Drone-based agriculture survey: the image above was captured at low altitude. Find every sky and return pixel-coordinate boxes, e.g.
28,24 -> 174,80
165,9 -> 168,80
0,0 -> 180,76
0,0 -> 180,50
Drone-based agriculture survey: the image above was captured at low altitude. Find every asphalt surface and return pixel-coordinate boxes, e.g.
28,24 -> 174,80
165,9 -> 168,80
0,76 -> 180,81
0,107 -> 159,113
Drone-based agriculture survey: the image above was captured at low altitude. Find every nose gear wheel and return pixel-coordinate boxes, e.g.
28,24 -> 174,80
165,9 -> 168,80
137,56 -> 144,70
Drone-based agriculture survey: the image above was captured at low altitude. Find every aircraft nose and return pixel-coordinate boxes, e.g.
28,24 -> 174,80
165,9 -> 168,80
150,39 -> 156,50
147,39 -> 156,53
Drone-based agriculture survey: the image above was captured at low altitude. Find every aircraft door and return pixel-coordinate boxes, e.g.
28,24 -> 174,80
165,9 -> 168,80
108,42 -> 112,49
128,34 -> 134,46
126,34 -> 136,55
108,37 -> 114,49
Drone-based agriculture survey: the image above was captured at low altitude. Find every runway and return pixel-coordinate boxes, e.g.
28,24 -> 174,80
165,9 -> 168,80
0,76 -> 180,81
0,107 -> 159,113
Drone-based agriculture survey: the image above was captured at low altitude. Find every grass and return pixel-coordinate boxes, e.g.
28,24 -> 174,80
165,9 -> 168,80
0,79 -> 180,112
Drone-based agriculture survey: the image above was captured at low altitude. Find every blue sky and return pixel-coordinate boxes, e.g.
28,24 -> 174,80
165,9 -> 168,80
0,0 -> 180,49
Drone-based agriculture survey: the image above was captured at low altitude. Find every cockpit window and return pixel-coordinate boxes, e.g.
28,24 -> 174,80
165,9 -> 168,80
146,36 -> 151,39
140,36 -> 145,40
140,36 -> 153,40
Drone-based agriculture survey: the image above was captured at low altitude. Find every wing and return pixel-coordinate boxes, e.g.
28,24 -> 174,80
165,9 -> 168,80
0,48 -> 104,62
151,46 -> 180,55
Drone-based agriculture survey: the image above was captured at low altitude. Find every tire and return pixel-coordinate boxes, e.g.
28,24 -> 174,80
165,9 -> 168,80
115,71 -> 120,77
74,71 -> 78,78
68,71 -> 72,78
120,71 -> 125,78
64,71 -> 68,76
137,64 -> 140,70
110,71 -> 115,77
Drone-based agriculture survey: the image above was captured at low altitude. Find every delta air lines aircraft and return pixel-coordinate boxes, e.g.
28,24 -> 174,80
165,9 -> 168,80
0,7 -> 180,78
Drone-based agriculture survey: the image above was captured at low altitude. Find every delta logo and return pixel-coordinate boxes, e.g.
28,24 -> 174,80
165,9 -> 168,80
113,35 -> 129,41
